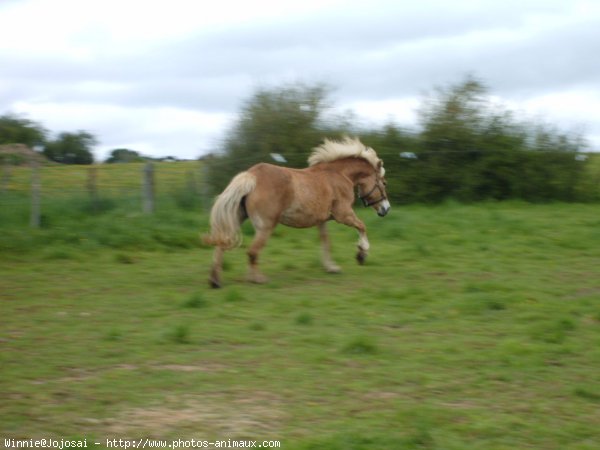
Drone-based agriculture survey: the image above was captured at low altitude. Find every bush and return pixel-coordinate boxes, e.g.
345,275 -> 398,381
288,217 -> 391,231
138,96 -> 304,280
363,78 -> 595,204
377,149 -> 592,204
207,79 -> 597,204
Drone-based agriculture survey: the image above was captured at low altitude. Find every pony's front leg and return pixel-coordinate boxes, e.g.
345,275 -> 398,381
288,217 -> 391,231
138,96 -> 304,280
333,210 -> 369,265
318,222 -> 341,273
356,229 -> 370,265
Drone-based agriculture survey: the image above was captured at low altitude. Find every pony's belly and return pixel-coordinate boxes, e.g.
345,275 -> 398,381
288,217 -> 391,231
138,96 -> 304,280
279,208 -> 326,228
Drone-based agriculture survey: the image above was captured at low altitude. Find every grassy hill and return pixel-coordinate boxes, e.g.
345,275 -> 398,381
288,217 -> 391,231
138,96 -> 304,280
1,202 -> 599,448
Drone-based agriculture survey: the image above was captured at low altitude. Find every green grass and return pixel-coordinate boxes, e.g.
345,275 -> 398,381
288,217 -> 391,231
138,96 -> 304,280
1,202 -> 600,449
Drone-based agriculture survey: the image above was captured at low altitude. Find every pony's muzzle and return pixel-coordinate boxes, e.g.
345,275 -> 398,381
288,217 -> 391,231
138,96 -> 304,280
377,200 -> 391,217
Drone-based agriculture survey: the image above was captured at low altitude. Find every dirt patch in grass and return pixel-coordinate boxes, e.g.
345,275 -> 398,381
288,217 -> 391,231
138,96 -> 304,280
566,286 -> 600,300
154,363 -> 227,372
105,392 -> 284,438
29,363 -> 227,386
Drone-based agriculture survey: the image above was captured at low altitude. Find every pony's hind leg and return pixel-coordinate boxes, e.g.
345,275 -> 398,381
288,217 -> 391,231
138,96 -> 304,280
318,222 -> 341,273
247,228 -> 272,284
209,246 -> 225,288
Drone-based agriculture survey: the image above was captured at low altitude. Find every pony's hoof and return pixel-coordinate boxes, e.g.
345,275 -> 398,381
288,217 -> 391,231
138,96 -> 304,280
356,252 -> 367,265
209,278 -> 221,289
248,274 -> 269,284
325,264 -> 342,274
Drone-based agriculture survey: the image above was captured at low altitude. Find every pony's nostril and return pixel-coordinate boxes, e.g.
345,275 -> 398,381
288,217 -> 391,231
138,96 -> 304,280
377,200 -> 390,217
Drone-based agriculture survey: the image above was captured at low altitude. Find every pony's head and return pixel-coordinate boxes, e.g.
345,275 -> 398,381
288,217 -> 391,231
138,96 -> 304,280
357,159 -> 390,217
309,137 -> 390,217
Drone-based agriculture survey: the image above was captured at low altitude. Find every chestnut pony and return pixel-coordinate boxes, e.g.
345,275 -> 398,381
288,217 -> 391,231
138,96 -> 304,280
203,137 -> 390,288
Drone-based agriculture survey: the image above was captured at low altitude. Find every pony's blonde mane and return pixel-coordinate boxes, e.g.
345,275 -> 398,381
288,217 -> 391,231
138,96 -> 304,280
308,137 -> 384,176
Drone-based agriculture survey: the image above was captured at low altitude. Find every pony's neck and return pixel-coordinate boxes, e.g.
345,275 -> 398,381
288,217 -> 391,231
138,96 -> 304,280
327,158 -> 374,184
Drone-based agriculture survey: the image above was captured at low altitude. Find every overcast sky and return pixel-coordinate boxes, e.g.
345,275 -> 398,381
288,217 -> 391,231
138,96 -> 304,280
1,0 -> 599,160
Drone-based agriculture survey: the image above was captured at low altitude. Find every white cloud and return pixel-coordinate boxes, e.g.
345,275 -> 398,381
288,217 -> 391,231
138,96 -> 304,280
341,98 -> 421,129
12,101 -> 232,160
0,0 -> 345,54
1,0 -> 600,157
518,90 -> 600,149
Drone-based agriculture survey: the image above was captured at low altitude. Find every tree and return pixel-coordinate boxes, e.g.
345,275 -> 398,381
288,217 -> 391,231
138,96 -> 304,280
418,76 -> 531,155
0,113 -> 47,147
105,148 -> 144,163
44,131 -> 97,164
207,83 -> 336,192
412,76 -> 588,202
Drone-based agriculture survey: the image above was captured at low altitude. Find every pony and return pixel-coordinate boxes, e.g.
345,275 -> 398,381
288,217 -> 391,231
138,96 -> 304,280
203,137 -> 390,288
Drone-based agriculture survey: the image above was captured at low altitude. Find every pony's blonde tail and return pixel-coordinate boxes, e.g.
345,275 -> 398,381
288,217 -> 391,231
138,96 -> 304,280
203,171 -> 257,250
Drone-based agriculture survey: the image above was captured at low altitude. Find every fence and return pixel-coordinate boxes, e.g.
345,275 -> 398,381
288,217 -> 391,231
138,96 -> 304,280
2,151 -> 599,228
0,161 -> 210,227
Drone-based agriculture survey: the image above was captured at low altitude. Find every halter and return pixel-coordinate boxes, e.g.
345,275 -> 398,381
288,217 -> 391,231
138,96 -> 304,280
358,178 -> 387,207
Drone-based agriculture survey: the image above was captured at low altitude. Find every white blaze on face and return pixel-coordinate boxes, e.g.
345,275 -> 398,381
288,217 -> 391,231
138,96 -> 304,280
377,199 -> 391,216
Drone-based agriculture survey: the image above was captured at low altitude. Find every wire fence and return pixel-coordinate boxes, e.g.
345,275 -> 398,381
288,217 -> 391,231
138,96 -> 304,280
2,151 -> 599,228
0,161 -> 211,227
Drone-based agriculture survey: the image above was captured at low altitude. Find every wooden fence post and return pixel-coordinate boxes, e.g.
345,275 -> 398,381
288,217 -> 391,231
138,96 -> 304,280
30,161 -> 41,228
143,162 -> 155,214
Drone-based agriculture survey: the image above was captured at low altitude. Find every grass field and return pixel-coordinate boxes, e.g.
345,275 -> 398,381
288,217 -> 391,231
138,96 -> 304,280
1,200 -> 600,449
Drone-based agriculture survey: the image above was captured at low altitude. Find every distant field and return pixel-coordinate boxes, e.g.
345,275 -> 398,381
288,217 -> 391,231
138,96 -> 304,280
1,161 -> 203,198
0,161 -> 209,221
1,202 -> 599,449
